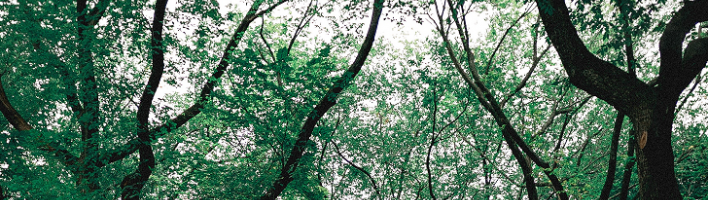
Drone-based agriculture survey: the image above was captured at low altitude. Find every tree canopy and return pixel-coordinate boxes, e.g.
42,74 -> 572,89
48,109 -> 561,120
0,0 -> 706,199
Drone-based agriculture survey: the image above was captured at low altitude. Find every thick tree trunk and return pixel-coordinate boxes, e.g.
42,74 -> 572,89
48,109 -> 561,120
535,0 -> 708,199
634,103 -> 681,199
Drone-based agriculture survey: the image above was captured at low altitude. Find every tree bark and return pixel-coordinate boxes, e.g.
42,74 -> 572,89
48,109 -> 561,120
535,0 -> 708,198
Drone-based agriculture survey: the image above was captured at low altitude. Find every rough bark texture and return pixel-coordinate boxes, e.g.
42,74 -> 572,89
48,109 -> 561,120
535,0 -> 708,198
259,0 -> 384,198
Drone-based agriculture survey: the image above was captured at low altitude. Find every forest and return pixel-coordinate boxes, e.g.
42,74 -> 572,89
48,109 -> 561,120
0,0 -> 707,199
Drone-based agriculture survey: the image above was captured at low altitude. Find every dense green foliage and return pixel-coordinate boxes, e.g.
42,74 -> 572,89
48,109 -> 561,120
0,0 -> 706,199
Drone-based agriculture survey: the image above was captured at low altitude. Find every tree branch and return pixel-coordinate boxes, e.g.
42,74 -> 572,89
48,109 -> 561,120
98,0 -> 290,168
500,44 -> 551,107
75,0 -> 103,191
0,74 -> 79,166
675,37 -> 708,92
0,75 -> 32,131
535,0 -> 655,125
574,127 -> 603,167
433,1 -> 547,199
331,142 -> 382,200
137,0 -> 168,137
260,0 -> 384,198
599,113 -> 624,200
619,129 -> 636,200
658,0 -> 708,97
484,8 -> 531,74
120,0 -> 167,197
427,84 -> 439,200
676,74 -> 701,114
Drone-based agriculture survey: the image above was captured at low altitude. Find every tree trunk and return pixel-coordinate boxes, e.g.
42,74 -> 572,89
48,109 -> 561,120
534,0 -> 708,198
619,129 -> 636,200
634,103 -> 681,199
599,113 -> 624,200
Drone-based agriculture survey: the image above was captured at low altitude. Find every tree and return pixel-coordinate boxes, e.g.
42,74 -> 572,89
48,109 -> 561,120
535,0 -> 708,198
1,0 -> 707,199
258,0 -> 385,198
0,0 -> 287,198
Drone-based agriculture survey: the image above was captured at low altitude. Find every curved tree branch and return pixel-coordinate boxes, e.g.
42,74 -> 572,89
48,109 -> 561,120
484,7 -> 532,74
119,0 -> 167,198
0,76 -> 32,132
678,37 -> 708,83
260,0 -> 385,198
98,0 -> 290,168
675,74 -> 702,114
0,52 -> 80,169
432,1 -> 550,199
535,0 -> 655,130
658,1 -> 708,97
535,0 -> 708,198
331,142 -> 382,200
